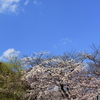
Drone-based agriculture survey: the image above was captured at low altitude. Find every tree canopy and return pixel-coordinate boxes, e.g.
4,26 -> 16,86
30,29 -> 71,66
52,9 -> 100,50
0,45 -> 100,100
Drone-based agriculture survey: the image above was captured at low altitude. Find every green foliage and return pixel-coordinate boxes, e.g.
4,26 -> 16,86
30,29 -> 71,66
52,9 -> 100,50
0,57 -> 26,100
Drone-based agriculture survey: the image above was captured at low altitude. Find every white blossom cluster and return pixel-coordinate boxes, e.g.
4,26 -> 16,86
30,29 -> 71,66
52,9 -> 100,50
21,51 -> 100,100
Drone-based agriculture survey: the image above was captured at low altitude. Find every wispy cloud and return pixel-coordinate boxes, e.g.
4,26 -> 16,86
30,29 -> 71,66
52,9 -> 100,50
24,0 -> 29,5
60,38 -> 72,44
33,0 -> 38,5
53,38 -> 72,49
53,45 -> 57,48
0,48 -> 20,60
33,0 -> 42,6
0,0 -> 20,13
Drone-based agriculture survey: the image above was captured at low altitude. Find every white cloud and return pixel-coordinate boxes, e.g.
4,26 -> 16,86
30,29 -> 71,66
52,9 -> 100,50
60,38 -> 72,44
9,4 -> 18,12
0,0 -> 20,13
53,45 -> 57,48
33,0 -> 42,6
0,48 -> 20,60
53,38 -> 72,49
24,0 -> 29,5
33,0 -> 38,5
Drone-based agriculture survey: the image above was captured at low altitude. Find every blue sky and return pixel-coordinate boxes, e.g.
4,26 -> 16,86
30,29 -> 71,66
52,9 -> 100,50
0,0 -> 100,58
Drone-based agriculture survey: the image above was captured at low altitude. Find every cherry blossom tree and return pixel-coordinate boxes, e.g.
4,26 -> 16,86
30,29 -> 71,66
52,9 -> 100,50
21,50 -> 100,100
21,51 -> 87,100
